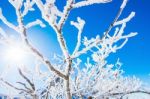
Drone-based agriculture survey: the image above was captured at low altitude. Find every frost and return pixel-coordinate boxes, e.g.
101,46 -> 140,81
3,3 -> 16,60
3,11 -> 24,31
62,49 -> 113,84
73,0 -> 112,8
71,17 -> 85,55
114,12 -> 136,26
22,0 -> 35,16
120,0 -> 128,9
0,0 -> 149,99
25,19 -> 46,29
8,0 -> 23,10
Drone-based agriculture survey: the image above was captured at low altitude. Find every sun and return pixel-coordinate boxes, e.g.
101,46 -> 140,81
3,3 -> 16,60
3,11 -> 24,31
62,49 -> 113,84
5,46 -> 26,63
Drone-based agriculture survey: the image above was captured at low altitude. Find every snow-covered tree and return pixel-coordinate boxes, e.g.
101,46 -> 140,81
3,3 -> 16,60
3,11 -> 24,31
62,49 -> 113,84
0,0 -> 149,99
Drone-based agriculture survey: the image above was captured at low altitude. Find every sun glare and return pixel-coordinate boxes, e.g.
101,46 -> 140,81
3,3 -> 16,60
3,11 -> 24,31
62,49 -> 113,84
5,46 -> 26,63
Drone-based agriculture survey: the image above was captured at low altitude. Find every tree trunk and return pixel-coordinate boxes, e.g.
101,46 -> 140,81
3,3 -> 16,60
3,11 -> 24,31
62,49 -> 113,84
65,58 -> 72,99
33,94 -> 39,99
66,76 -> 72,99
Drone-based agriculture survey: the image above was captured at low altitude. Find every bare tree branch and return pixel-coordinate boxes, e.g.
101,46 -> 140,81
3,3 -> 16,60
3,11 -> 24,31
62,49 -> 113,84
102,0 -> 128,40
16,81 -> 31,91
18,68 -> 35,91
58,0 -> 74,30
0,0 -> 146,99
108,90 -> 150,98
72,0 -> 112,8
0,78 -> 30,93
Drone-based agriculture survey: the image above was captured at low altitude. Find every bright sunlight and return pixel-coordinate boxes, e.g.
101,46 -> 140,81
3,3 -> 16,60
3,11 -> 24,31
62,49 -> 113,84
5,46 -> 26,63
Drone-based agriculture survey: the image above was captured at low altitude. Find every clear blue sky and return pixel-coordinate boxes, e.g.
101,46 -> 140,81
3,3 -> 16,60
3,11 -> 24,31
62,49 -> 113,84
0,0 -> 150,82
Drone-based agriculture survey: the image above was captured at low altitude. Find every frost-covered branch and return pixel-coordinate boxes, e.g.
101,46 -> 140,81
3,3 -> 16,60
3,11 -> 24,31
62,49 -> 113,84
57,0 -> 74,30
0,78 -> 30,94
34,0 -> 70,64
70,58 -> 144,98
17,0 -> 66,79
0,0 -> 66,79
34,0 -> 61,28
0,8 -> 17,31
71,17 -> 85,56
16,82 -> 31,91
72,36 -> 101,58
114,12 -> 135,26
102,0 -> 128,40
108,90 -> 150,98
72,0 -> 136,59
0,0 -> 148,98
18,68 -> 35,91
0,68 -> 39,98
25,19 -> 46,29
22,0 -> 35,17
73,0 -> 112,8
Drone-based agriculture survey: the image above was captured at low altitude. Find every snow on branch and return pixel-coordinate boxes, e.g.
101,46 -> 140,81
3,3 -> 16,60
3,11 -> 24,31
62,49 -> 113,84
44,0 -> 62,24
70,57 -> 144,98
114,12 -> 135,26
0,78 -> 29,93
34,0 -> 44,12
71,17 -> 85,56
102,0 -> 128,40
0,0 -> 149,98
8,0 -> 23,10
115,38 -> 128,50
25,19 -> 46,29
73,0 -> 112,8
18,68 -> 35,91
0,8 -> 17,31
120,0 -> 128,9
34,1 -> 71,63
22,0 -> 35,16
72,0 -> 131,59
34,0 -> 62,29
58,0 -> 74,30
0,68 -> 39,98
0,0 -> 66,80
71,40 -> 96,59
120,32 -> 138,39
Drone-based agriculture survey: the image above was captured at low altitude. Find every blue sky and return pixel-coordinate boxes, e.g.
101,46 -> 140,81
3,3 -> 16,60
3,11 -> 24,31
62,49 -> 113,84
0,0 -> 150,83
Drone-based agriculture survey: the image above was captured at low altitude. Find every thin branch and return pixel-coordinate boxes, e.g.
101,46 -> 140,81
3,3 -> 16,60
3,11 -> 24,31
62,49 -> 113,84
16,81 -> 32,91
54,28 -> 70,63
72,0 -> 112,8
33,0 -> 44,12
34,0 -> 71,73
58,0 -> 74,30
108,90 -> 150,97
71,17 -> 85,56
18,68 -> 35,91
0,78 -> 29,93
0,0 -> 67,85
24,36 -> 67,79
22,0 -> 35,17
0,8 -> 17,31
25,19 -> 46,29
72,0 -> 129,59
15,4 -> 67,79
114,12 -> 135,26
72,39 -> 100,59
102,0 -> 128,40
34,0 -> 58,29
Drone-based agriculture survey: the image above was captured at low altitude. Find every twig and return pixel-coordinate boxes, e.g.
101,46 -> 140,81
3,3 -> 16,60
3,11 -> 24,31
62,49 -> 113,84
102,0 -> 128,40
18,68 -> 35,91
